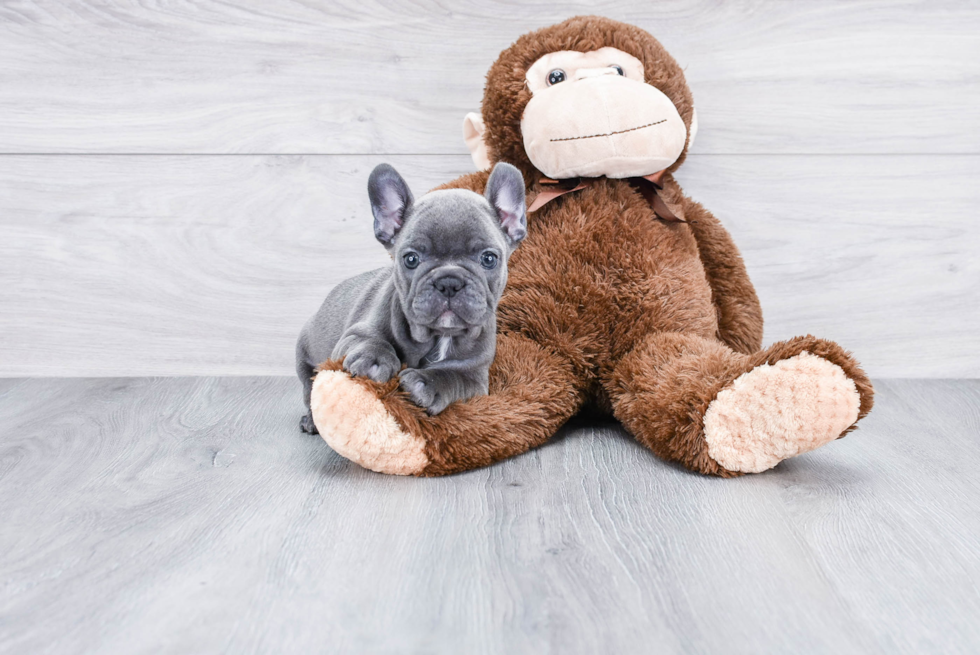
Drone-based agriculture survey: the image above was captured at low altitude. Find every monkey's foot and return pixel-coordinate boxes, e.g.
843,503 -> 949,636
310,369 -> 428,475
703,352 -> 861,473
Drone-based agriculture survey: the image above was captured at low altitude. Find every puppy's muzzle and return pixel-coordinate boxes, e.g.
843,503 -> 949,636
433,275 -> 465,298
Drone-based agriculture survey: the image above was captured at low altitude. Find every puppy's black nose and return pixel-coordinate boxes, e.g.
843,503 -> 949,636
433,275 -> 464,298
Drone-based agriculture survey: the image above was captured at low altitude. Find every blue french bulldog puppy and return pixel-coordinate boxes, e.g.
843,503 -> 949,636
296,162 -> 527,432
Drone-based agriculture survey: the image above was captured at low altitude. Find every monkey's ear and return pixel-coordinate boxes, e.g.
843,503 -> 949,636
463,112 -> 491,171
688,108 -> 699,152
485,162 -> 527,245
368,163 -> 414,246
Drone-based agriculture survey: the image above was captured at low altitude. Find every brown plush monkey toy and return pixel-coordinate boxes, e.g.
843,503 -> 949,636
309,16 -> 874,477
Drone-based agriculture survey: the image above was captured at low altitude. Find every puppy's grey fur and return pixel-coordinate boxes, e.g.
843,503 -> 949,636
296,162 -> 527,432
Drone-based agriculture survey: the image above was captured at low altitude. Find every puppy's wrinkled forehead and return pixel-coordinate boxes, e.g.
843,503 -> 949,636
400,189 -> 504,253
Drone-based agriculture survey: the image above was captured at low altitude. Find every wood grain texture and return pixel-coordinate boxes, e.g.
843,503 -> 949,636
0,0 -> 978,154
0,376 -> 977,654
1,153 -> 976,378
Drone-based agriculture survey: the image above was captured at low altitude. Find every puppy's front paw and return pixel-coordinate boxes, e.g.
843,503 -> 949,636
399,369 -> 449,415
343,346 -> 399,383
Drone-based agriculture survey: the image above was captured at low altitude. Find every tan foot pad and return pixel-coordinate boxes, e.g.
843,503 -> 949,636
703,352 -> 861,473
310,370 -> 428,475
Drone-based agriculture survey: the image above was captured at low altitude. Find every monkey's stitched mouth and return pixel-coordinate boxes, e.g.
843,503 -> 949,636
550,119 -> 666,142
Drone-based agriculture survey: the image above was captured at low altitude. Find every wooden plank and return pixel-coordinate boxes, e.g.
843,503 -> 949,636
0,1 -> 977,154
0,153 -> 976,378
0,377 -> 977,653
0,154 -> 470,377
686,154 -> 980,378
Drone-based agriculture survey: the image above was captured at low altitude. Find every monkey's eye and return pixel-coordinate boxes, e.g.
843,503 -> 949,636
480,251 -> 498,269
547,69 -> 566,85
610,65 -> 624,76
403,252 -> 420,269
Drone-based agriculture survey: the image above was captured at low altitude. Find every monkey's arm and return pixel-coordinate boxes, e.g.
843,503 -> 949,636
674,189 -> 764,355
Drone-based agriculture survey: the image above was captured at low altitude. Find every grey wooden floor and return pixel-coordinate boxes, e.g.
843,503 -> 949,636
1,377 -> 977,654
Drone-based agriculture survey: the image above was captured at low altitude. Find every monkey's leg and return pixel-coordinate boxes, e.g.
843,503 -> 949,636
604,333 -> 874,476
310,331 -> 583,476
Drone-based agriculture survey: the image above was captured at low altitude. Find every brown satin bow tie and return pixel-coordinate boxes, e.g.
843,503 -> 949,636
527,171 -> 685,223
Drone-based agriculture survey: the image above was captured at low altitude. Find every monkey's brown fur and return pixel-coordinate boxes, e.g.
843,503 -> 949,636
315,16 -> 873,476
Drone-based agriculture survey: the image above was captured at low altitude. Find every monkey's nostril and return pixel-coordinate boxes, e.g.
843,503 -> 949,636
433,275 -> 464,298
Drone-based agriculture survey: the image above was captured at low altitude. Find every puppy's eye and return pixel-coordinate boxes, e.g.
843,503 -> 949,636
480,252 -> 498,269
610,65 -> 624,76
547,69 -> 566,85
403,252 -> 420,269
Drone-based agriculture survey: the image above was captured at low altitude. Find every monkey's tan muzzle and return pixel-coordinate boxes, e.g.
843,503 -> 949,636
521,73 -> 688,180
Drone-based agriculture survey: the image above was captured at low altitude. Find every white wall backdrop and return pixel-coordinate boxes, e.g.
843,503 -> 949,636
1,0 -> 977,377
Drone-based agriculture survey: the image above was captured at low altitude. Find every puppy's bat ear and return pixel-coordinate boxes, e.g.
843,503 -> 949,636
368,164 -> 414,246
485,162 -> 527,245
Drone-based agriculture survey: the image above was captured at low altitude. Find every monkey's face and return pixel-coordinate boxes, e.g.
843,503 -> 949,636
520,47 -> 690,180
